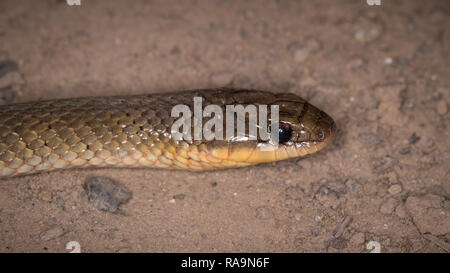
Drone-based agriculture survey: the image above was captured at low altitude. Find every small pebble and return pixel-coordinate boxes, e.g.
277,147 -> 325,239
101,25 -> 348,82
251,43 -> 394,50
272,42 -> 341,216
173,194 -> 186,200
170,45 -> 180,55
0,60 -> 18,78
83,176 -> 132,213
388,184 -> 402,195
409,133 -> 421,144
399,146 -> 411,155
384,57 -> 393,64
358,132 -> 378,147
255,206 -> 273,220
40,225 -> 64,241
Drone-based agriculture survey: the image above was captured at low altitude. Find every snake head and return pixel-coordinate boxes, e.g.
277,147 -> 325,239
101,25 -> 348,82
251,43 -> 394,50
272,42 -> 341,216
270,93 -> 337,158
207,91 -> 336,166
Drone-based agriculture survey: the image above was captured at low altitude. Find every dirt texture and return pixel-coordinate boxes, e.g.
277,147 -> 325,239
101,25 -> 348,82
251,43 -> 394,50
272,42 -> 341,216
0,0 -> 449,253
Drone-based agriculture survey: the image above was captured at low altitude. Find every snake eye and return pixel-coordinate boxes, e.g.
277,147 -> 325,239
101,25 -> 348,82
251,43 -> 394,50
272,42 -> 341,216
278,123 -> 293,144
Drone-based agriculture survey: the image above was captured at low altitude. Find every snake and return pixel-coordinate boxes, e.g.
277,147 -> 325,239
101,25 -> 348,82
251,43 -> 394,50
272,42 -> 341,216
0,89 -> 336,178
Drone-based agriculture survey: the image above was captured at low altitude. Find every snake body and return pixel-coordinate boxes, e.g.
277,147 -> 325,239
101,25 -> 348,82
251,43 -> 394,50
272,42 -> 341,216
0,89 -> 336,178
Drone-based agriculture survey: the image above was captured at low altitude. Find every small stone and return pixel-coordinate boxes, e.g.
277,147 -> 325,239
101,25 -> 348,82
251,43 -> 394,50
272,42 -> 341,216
409,133 -> 421,144
83,176 -> 132,213
399,146 -> 411,155
0,60 -> 18,78
358,132 -> 378,147
255,206 -> 273,220
380,198 -> 398,214
372,156 -> 399,173
437,100 -> 448,115
40,225 -> 64,241
173,194 -> 186,200
384,57 -> 393,64
395,204 -> 407,218
388,184 -> 402,195
169,45 -> 180,55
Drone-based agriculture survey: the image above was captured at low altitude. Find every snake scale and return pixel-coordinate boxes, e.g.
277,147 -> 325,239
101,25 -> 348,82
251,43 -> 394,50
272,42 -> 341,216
0,89 -> 336,178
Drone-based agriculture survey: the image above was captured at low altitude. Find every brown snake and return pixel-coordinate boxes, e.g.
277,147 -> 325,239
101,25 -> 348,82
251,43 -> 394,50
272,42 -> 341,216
0,89 -> 336,178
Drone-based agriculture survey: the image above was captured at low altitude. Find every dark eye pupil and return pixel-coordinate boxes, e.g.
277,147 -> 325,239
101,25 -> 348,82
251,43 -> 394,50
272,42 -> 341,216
278,123 -> 292,144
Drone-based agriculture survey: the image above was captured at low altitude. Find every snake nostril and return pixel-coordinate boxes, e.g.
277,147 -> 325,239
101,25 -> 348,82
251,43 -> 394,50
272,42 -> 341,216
317,130 -> 325,141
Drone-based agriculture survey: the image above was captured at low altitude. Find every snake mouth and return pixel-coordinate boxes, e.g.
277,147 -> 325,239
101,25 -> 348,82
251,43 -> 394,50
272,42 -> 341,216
207,119 -> 336,165
205,107 -> 337,165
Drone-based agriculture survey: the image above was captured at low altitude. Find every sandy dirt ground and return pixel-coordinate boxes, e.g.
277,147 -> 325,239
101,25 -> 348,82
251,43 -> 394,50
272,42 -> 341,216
0,0 -> 449,253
